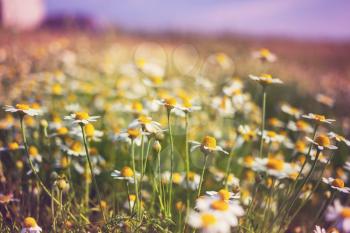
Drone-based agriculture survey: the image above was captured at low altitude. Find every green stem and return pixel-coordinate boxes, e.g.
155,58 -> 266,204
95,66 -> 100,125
20,117 -> 77,222
184,114 -> 191,214
80,124 -> 106,223
130,140 -> 140,219
259,88 -> 266,158
167,110 -> 174,217
197,154 -> 209,198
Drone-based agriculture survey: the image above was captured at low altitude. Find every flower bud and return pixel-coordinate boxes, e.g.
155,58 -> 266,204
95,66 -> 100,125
153,140 -> 162,153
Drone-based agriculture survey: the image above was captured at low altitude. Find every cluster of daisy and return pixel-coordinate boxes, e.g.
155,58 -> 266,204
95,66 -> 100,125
0,36 -> 349,233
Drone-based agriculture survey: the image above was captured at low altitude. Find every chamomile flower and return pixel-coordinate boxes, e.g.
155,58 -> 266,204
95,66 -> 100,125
191,136 -> 229,155
253,157 -> 298,179
60,141 -> 85,156
113,127 -> 145,146
206,189 -> 240,201
211,96 -> 234,117
249,74 -> 283,86
4,104 -> 43,116
21,217 -> 42,233
252,48 -> 277,62
281,103 -> 302,118
326,199 -> 350,232
0,142 -> 24,152
128,115 -> 163,134
260,130 -> 285,144
181,171 -> 201,190
287,120 -> 313,133
194,195 -> 244,228
302,113 -> 335,124
268,117 -> 284,128
306,134 -> 338,151
237,125 -> 257,142
322,177 -> 350,193
187,211 -> 231,233
70,123 -> 103,141
111,166 -> 137,183
328,132 -> 350,147
64,111 -> 100,125
28,146 -> 42,163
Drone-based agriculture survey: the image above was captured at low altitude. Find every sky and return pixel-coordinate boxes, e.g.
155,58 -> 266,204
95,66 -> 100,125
45,0 -> 350,40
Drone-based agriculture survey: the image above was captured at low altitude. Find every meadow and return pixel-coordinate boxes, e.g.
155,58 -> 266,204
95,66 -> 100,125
0,31 -> 349,233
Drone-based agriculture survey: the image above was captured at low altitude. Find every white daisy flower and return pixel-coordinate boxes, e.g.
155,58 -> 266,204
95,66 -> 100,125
111,166 -> 137,183
249,74 -> 283,86
21,217 -> 42,233
328,132 -> 350,147
191,136 -> 229,155
322,177 -> 350,193
326,199 -> 350,232
252,48 -> 277,63
128,115 -> 163,134
187,211 -> 231,233
4,104 -> 42,116
306,134 -> 338,151
302,113 -> 335,124
64,112 -> 100,125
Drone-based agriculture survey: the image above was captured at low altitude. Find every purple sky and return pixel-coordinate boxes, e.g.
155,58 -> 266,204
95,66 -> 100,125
45,0 -> 350,40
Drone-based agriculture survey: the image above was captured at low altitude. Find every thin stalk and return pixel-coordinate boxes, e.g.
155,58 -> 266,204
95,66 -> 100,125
130,140 -> 140,219
278,149 -> 321,231
310,190 -> 336,229
184,114 -> 191,214
197,154 -> 209,198
80,124 -> 106,223
167,110 -> 174,217
259,87 -> 266,158
20,117 -> 77,222
84,160 -> 90,209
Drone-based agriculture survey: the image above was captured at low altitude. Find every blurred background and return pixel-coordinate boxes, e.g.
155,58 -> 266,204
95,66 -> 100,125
1,0 -> 350,40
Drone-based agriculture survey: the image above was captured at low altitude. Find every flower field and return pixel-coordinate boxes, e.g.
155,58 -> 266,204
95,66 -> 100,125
0,32 -> 349,233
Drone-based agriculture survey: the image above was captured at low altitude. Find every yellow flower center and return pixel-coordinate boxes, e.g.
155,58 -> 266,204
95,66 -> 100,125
132,101 -> 143,112
57,127 -> 68,135
315,135 -> 331,147
266,158 -> 284,171
295,140 -> 306,152
8,142 -> 19,150
24,217 -> 38,228
127,128 -> 140,139
29,146 -> 38,156
314,114 -> 326,121
244,155 -> 254,166
16,104 -> 30,110
296,120 -> 308,130
121,166 -> 134,177
138,115 -> 152,124
202,136 -> 217,150
129,194 -> 136,202
218,189 -> 230,201
266,131 -> 277,138
84,123 -> 95,137
332,178 -> 345,188
100,200 -> 107,209
211,200 -> 229,211
260,48 -> 271,58
61,157 -> 70,168
164,97 -> 177,108
71,141 -> 82,152
187,172 -> 195,181
341,207 -> 350,218
215,53 -> 227,64
75,112 -> 89,120
201,213 -> 217,227
151,76 -> 163,85
52,83 -> 62,95
289,172 -> 298,180
30,103 -> 40,110
173,172 -> 182,184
